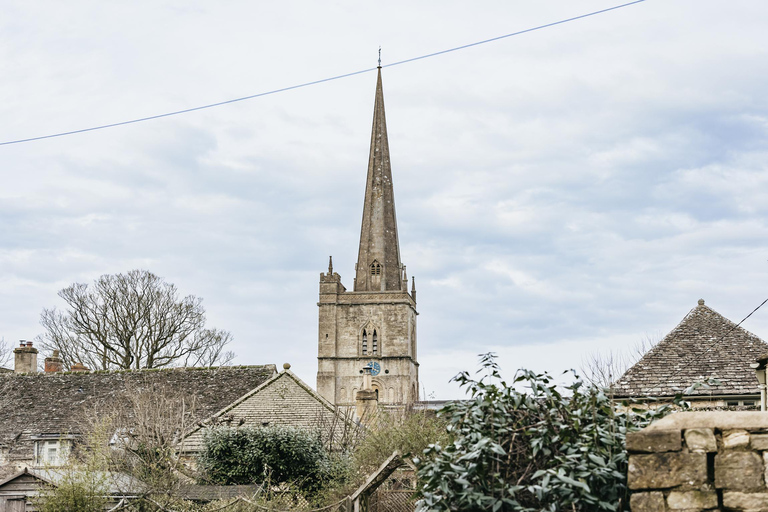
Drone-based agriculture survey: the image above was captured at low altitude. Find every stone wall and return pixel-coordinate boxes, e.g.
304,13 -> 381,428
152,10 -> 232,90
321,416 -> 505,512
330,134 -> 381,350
628,411 -> 768,511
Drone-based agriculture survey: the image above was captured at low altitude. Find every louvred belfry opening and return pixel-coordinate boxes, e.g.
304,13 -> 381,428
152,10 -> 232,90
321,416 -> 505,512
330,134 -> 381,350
316,66 -> 419,410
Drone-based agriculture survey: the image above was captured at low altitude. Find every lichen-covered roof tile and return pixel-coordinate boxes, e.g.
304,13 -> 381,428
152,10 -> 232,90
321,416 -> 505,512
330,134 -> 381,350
612,301 -> 767,398
0,365 -> 276,459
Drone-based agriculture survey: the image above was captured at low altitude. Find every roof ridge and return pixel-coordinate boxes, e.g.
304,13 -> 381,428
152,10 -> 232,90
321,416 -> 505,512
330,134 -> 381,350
613,300 -> 768,398
0,364 -> 276,378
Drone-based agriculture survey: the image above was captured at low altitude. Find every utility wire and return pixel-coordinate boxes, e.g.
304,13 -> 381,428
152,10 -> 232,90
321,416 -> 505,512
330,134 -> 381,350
0,0 -> 646,147
697,297 -> 768,359
617,296 -> 768,397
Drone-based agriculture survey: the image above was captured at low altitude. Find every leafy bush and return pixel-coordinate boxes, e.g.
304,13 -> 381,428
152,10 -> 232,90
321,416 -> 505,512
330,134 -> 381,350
34,470 -> 109,512
415,353 -> 674,512
198,425 -> 333,492
354,409 -> 450,475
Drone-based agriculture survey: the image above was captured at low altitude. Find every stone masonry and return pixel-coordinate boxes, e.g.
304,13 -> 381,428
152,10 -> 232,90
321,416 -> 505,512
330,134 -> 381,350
628,411 -> 768,511
317,67 -> 419,407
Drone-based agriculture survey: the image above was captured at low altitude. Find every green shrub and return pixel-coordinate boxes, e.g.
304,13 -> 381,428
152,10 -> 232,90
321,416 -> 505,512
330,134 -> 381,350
354,409 -> 449,475
415,353 -> 674,512
34,470 -> 109,512
198,425 -> 333,492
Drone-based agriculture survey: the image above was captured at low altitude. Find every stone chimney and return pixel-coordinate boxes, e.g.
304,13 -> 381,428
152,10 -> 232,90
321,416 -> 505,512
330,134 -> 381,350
45,350 -> 64,373
14,340 -> 38,374
70,362 -> 90,373
355,364 -> 378,423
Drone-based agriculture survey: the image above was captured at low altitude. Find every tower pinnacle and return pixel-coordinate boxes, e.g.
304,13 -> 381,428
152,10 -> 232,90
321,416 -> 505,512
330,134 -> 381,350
317,68 -> 419,409
354,68 -> 403,292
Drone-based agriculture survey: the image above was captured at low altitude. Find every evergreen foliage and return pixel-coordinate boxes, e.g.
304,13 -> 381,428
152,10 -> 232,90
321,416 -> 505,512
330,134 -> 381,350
198,425 -> 333,492
415,353 -> 675,512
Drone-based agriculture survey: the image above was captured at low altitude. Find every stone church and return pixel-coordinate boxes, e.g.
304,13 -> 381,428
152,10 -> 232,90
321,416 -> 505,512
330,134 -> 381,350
317,67 -> 419,407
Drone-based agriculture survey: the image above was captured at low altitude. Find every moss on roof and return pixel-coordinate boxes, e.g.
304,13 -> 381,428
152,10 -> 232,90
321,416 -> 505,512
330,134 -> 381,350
0,365 -> 277,461
613,301 -> 768,398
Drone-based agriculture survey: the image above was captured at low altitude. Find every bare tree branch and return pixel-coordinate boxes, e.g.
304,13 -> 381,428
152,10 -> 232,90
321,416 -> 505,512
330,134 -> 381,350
38,270 -> 235,370
580,332 -> 662,388
0,338 -> 12,370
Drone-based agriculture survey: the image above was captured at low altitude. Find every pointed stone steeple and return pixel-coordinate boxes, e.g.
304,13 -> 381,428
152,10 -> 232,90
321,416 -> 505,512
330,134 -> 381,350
354,68 -> 403,292
317,66 -> 419,409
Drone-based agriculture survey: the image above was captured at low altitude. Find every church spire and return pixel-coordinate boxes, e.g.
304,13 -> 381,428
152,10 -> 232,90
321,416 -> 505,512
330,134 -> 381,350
354,68 -> 403,292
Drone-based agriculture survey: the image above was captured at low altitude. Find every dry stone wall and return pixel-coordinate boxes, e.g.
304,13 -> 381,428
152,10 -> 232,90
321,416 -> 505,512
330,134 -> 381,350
628,411 -> 768,511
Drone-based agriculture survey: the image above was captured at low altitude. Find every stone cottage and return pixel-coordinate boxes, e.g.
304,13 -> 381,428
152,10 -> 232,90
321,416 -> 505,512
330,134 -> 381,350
0,342 -> 353,480
613,299 -> 768,407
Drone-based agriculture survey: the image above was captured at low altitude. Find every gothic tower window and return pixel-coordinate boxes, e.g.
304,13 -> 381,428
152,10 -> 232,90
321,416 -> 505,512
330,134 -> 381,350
315,69 -> 419,409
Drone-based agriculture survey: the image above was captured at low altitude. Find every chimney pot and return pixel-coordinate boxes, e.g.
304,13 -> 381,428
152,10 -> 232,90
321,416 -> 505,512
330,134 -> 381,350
14,341 -> 38,374
70,362 -> 90,373
45,351 -> 65,373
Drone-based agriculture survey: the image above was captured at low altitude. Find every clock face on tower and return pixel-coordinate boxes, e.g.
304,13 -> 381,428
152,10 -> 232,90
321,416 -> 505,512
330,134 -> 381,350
368,361 -> 381,376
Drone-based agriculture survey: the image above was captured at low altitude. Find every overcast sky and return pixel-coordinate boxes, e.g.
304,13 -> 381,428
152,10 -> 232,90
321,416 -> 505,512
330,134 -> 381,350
2,1 -> 768,398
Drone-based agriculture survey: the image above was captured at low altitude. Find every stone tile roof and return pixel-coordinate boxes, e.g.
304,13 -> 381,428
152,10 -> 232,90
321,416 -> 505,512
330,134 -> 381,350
180,369 -> 352,454
0,365 -> 276,462
613,300 -> 768,398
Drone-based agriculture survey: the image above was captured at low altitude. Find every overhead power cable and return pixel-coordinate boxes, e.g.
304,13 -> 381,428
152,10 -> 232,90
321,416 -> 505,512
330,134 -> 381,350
617,296 -> 768,399
0,0 -> 646,147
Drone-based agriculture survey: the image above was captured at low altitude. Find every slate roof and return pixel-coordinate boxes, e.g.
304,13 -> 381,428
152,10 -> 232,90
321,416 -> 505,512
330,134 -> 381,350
180,369 -> 355,454
0,468 -> 146,496
0,365 -> 277,465
613,300 -> 768,398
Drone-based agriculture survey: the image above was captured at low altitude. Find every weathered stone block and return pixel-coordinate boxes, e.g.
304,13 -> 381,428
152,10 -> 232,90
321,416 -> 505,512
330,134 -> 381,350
629,452 -> 708,490
763,452 -> 768,487
684,428 -> 717,452
715,451 -> 763,490
750,433 -> 768,451
722,491 -> 768,509
666,490 -> 717,509
723,429 -> 750,449
627,429 -> 682,453
629,491 -> 666,511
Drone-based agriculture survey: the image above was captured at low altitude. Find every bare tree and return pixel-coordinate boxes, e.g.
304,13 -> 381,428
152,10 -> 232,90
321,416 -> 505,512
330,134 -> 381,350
0,337 -> 12,370
39,270 -> 235,370
71,379 -> 202,509
581,333 -> 661,388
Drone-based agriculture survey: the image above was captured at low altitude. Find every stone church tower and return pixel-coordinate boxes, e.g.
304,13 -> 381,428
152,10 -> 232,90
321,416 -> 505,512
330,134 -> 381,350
317,68 -> 419,407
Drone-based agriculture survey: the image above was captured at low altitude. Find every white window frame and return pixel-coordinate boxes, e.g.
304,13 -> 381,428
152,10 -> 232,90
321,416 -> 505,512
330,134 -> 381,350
33,438 -> 72,467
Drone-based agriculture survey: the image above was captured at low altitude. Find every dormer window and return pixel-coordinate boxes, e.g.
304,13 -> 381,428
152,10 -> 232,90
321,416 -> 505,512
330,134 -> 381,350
362,330 -> 368,355
372,330 -> 378,355
33,437 -> 72,467
370,261 -> 381,276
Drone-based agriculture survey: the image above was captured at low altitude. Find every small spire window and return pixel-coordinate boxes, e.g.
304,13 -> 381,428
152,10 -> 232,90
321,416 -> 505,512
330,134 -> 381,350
362,329 -> 368,355
370,261 -> 381,276
372,330 -> 378,355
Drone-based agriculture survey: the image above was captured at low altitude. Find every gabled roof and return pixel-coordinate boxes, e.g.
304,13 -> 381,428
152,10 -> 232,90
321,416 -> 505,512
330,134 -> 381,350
185,368 -> 336,430
180,368 -> 355,453
0,365 -> 277,462
0,467 -> 55,489
0,467 -> 144,496
613,300 -> 768,398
